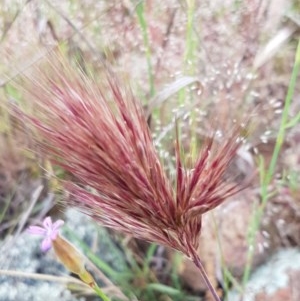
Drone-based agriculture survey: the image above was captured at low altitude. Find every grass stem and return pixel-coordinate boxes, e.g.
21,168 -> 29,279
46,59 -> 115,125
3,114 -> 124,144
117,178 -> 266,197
93,283 -> 111,301
191,249 -> 221,301
136,1 -> 155,97
242,38 -> 300,287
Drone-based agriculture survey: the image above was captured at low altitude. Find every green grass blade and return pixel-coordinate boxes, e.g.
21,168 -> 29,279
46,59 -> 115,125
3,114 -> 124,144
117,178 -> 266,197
136,1 -> 155,97
242,38 -> 300,287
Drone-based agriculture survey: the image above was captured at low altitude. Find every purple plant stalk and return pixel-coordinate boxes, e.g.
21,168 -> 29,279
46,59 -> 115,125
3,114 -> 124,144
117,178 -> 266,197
17,51 -> 247,301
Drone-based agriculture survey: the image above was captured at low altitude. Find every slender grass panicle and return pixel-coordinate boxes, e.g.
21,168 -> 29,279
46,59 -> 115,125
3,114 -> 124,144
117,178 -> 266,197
17,50 -> 246,301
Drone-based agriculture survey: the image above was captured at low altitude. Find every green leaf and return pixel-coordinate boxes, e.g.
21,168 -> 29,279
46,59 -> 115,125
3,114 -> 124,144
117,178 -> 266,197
146,283 -> 182,296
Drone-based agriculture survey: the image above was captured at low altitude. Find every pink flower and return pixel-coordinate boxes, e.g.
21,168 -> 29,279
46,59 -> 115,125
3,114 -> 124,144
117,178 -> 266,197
27,217 -> 64,252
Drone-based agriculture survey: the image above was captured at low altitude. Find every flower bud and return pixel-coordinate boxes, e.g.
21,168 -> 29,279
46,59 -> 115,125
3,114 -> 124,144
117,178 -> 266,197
52,235 -> 95,286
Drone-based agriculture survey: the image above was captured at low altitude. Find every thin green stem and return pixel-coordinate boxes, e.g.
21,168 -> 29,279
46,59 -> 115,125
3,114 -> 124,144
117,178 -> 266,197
136,1 -> 155,97
184,0 -> 196,74
265,41 -> 300,186
242,38 -> 300,287
178,0 -> 197,106
93,283 -> 111,301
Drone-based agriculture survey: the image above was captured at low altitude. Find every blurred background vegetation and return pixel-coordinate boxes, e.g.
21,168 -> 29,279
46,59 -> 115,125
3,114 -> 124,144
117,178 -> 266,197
0,1 -> 300,301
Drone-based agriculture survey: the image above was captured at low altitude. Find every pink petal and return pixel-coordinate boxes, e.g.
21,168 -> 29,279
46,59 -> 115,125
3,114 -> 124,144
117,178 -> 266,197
50,229 -> 59,240
52,220 -> 64,231
41,237 -> 52,252
43,216 -> 53,229
27,226 -> 46,236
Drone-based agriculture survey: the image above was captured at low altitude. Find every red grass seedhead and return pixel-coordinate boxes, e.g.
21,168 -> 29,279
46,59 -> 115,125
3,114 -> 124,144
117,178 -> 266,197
18,51 -> 245,257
